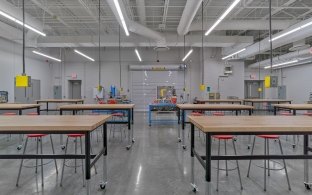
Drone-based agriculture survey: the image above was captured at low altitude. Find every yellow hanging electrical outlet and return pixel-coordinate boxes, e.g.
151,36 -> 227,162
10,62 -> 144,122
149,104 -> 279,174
15,75 -> 30,87
264,76 -> 271,88
199,84 -> 205,91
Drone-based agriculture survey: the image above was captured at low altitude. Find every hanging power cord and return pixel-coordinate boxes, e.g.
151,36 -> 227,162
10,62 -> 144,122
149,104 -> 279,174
22,0 -> 25,75
201,1 -> 204,85
119,26 -> 122,89
98,0 -> 101,87
269,0 -> 273,73
183,35 -> 186,92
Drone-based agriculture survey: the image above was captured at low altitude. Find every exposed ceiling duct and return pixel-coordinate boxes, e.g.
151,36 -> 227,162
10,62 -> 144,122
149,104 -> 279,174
136,0 -> 146,25
106,0 -> 166,45
248,47 -> 312,68
189,20 -> 295,31
177,0 -> 202,36
226,17 -> 312,59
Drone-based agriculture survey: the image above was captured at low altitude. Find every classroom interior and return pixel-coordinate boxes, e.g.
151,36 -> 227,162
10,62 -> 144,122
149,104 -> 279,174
1,0 -> 312,195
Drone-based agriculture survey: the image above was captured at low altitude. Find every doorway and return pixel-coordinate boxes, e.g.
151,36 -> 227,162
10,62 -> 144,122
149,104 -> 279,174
245,80 -> 264,99
14,79 -> 41,103
68,80 -> 82,99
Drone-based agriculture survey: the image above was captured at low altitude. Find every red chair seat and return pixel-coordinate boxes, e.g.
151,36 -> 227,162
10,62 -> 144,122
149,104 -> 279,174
279,112 -> 292,116
190,112 -> 203,116
213,135 -> 234,140
27,112 -> 38,115
3,112 -> 16,115
112,113 -> 123,117
27,134 -> 47,138
257,135 -> 279,139
304,113 -> 312,116
212,112 -> 225,116
67,134 -> 84,138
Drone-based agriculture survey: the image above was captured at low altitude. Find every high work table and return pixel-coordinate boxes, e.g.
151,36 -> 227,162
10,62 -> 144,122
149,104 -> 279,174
188,115 -> 312,194
0,115 -> 110,194
176,104 -> 254,149
243,99 -> 292,112
35,99 -> 84,113
59,104 -> 135,150
196,99 -> 242,104
0,103 -> 41,150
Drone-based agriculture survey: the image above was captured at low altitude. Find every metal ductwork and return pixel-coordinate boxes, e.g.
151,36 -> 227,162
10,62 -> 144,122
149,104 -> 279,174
190,20 -> 295,31
106,0 -> 165,45
177,0 -> 202,36
129,65 -> 185,71
136,0 -> 146,25
230,17 -> 312,59
248,47 -> 312,68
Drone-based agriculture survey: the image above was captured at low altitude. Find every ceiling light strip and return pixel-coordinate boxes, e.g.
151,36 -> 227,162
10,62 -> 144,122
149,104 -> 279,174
182,49 -> 193,61
222,48 -> 246,60
113,0 -> 129,36
205,0 -> 241,36
135,49 -> 142,61
270,21 -> 312,42
264,59 -> 298,69
0,10 -> 46,36
32,51 -> 61,62
74,49 -> 95,61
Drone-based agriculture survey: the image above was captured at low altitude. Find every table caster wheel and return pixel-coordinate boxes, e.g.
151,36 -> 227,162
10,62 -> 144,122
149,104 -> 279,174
100,184 -> 106,189
61,145 -> 66,150
292,145 -> 296,149
17,145 -> 22,150
183,145 -> 186,150
132,139 -> 135,143
178,138 -> 182,143
305,183 -> 311,190
126,146 -> 131,150
192,188 -> 197,193
247,146 -> 250,150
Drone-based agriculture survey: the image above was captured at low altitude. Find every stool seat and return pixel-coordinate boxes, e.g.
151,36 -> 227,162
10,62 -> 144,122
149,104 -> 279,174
279,112 -> 292,116
67,134 -> 84,138
3,112 -> 16,115
212,112 -> 225,116
257,135 -> 279,139
304,113 -> 312,116
27,134 -> 47,138
190,112 -> 203,116
27,112 -> 38,115
112,113 -> 123,117
213,135 -> 234,140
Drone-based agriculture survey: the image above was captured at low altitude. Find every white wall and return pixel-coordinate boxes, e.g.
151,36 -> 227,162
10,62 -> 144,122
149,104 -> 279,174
51,47 -> 201,103
0,38 -> 53,102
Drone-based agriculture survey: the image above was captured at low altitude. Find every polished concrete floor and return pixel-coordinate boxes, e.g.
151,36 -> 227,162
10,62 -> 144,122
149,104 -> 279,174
0,112 -> 312,195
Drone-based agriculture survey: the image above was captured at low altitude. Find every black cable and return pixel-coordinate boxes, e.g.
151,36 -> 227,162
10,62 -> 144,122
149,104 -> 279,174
269,0 -> 273,73
98,0 -> 101,86
22,0 -> 25,74
183,35 -> 186,90
119,26 -> 121,89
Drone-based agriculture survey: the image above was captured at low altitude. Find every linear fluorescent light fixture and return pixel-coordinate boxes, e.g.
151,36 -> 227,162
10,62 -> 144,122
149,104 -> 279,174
182,49 -> 193,62
270,21 -> 312,42
0,10 -> 46,36
205,0 -> 241,36
264,59 -> 298,69
222,48 -> 246,60
32,51 -> 61,62
135,49 -> 142,61
113,0 -> 129,36
74,49 -> 95,61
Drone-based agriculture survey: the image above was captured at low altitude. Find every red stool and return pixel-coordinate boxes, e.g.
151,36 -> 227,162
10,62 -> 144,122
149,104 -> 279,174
304,112 -> 312,116
60,134 -> 97,187
212,112 -> 243,191
247,135 -> 291,191
16,112 -> 58,187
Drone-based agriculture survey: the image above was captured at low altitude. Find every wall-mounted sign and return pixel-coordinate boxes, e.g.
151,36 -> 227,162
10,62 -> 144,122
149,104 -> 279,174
71,73 -> 77,79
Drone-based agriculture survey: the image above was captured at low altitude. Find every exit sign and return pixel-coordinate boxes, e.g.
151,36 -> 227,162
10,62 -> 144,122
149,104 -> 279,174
71,73 -> 77,79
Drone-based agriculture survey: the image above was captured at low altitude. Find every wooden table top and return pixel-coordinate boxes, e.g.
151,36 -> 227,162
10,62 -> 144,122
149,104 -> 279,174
176,104 -> 253,110
35,99 -> 84,103
273,104 -> 312,110
243,99 -> 292,103
0,115 -> 111,132
196,99 -> 242,103
0,104 -> 40,110
189,115 -> 312,133
59,104 -> 135,110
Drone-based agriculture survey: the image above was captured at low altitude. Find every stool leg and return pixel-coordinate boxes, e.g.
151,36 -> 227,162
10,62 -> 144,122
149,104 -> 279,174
60,137 -> 69,187
75,138 -> 77,173
216,139 -> 221,191
224,140 -> 228,176
267,139 -> 270,176
16,137 -> 29,186
264,138 -> 267,191
80,137 -> 85,187
35,138 -> 39,174
50,135 -> 58,174
247,136 -> 256,177
40,137 -> 44,186
232,139 -> 243,190
278,139 -> 291,190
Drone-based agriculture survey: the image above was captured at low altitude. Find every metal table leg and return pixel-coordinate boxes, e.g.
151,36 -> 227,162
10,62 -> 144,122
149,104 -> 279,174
126,109 -> 134,150
100,123 -> 108,189
205,133 -> 212,195
85,132 -> 91,195
304,134 -> 312,189
182,110 -> 186,149
17,109 -> 23,150
190,123 -> 197,192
